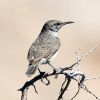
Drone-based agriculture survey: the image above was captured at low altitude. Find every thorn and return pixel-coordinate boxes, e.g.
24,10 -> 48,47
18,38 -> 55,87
38,68 -> 41,74
32,84 -> 38,94
38,68 -> 45,76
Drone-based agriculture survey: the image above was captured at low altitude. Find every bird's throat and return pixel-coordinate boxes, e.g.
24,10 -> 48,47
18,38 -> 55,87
49,30 -> 58,38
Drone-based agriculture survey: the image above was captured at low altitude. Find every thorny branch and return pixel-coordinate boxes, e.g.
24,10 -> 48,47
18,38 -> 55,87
18,46 -> 100,100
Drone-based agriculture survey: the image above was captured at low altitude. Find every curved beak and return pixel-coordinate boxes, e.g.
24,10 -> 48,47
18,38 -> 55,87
63,21 -> 75,25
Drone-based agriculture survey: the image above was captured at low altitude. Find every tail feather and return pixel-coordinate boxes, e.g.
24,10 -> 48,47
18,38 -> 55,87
26,64 -> 38,77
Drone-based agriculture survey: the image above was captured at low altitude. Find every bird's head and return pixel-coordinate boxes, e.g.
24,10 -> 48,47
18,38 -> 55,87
42,20 -> 74,32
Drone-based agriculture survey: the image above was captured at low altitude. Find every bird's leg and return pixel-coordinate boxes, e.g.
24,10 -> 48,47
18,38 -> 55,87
47,61 -> 59,78
47,61 -> 55,70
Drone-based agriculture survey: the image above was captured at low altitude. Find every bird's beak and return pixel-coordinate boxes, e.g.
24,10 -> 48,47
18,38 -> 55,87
63,21 -> 74,25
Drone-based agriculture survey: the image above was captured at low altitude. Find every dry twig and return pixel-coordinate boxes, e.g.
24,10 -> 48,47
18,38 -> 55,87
18,46 -> 100,100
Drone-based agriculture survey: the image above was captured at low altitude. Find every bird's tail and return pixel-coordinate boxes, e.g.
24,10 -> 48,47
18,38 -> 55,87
26,64 -> 38,77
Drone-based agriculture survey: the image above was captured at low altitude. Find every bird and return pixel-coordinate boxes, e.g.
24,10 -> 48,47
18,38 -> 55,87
26,20 -> 74,77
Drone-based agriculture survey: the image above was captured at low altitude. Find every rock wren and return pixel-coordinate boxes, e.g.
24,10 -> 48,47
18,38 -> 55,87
26,20 -> 74,77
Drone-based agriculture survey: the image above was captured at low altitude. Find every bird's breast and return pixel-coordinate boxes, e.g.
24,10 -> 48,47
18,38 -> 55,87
50,51 -> 58,61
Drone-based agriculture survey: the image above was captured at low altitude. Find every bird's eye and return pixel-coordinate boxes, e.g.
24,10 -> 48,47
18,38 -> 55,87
56,23 -> 60,25
54,23 -> 60,26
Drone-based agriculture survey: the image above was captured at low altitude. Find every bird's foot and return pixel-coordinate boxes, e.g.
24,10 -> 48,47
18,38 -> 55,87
47,61 -> 63,78
54,67 -> 63,79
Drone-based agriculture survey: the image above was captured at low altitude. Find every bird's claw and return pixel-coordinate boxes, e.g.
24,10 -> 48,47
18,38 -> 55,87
53,67 -> 62,79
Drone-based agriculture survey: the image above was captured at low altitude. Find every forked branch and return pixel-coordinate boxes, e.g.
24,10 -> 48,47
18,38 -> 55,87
18,46 -> 100,100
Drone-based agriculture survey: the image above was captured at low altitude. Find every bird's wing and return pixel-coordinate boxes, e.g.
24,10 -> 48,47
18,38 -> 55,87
27,37 -> 60,64
43,39 -> 60,60
27,38 -> 42,63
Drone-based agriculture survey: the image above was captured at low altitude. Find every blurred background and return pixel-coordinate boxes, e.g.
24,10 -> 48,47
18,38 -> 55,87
0,0 -> 100,100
